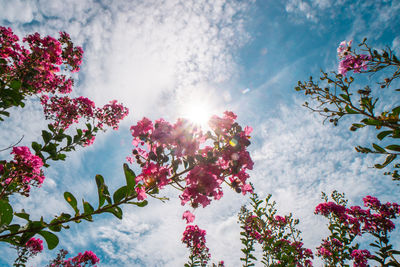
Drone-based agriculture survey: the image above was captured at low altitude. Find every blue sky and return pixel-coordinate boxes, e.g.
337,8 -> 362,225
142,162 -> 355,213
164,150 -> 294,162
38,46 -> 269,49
1,0 -> 400,266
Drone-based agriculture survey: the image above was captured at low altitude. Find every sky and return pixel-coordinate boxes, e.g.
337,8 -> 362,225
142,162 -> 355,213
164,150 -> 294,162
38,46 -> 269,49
1,0 -> 400,266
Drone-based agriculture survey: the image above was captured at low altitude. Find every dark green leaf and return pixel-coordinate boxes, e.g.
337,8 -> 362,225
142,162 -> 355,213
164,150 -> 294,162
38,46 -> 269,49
373,143 -> 386,153
38,230 -> 59,250
362,118 -> 382,126
64,192 -> 79,214
113,186 -> 127,204
386,145 -> 400,152
7,224 -> 21,234
377,131 -> 392,140
392,106 -> 400,116
375,154 -> 397,169
339,94 -> 350,101
48,220 -> 62,232
104,206 -> 123,219
95,175 -> 111,207
123,163 -> 136,195
0,200 -> 13,226
345,105 -> 358,114
31,141 -> 42,153
127,200 -> 148,207
14,210 -> 30,221
66,135 -> 72,146
42,130 -> 52,143
9,80 -> 21,90
57,154 -> 66,161
83,200 -> 94,215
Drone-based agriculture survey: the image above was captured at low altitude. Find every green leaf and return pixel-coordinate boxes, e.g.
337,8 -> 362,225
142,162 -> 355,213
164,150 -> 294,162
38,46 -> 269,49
9,80 -> 21,90
76,128 -> 83,137
123,163 -> 136,195
42,143 -> 57,157
362,118 -> 382,126
64,192 -> 79,214
42,130 -> 52,143
386,145 -> 400,152
375,154 -> 397,169
48,220 -> 62,232
339,94 -> 350,101
82,200 -> 94,215
57,153 -> 66,161
14,210 -> 30,221
113,186 -> 127,204
104,206 -> 123,219
0,200 -> 13,227
377,131 -> 392,140
373,143 -> 386,153
392,106 -> 400,116
66,135 -> 72,146
0,110 -> 10,117
31,141 -> 42,153
350,123 -> 365,131
95,175 -> 111,207
345,105 -> 358,114
38,230 -> 59,250
7,224 -> 21,234
127,200 -> 148,207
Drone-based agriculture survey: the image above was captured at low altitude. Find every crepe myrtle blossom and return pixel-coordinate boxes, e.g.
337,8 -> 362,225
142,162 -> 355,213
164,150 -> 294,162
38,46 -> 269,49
337,40 -> 370,76
48,250 -> 100,267
0,146 -> 45,197
241,211 -> 313,265
0,26 -> 83,95
315,195 -> 400,236
182,210 -> 195,224
337,40 -> 352,59
350,249 -> 371,267
65,251 -> 100,266
182,225 -> 211,265
41,95 -> 129,132
25,237 -> 43,255
128,111 -> 254,208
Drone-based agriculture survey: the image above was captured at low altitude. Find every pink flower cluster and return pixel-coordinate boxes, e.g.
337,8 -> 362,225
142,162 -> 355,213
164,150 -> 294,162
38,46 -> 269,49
0,146 -> 45,196
182,210 -> 195,224
63,251 -> 100,267
244,215 -> 313,266
128,111 -> 253,208
25,237 -> 43,255
41,95 -> 128,144
49,250 -> 100,267
0,26 -> 83,95
350,249 -> 371,267
337,40 -> 370,76
182,225 -> 210,263
315,196 -> 400,235
316,238 -> 343,258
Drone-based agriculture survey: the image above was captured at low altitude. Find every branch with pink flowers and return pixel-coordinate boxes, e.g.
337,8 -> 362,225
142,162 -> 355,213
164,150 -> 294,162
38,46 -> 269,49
295,38 -> 400,181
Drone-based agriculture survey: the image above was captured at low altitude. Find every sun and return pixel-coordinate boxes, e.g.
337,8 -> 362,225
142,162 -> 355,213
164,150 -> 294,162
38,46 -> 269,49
179,98 -> 216,130
176,87 -> 220,129
184,103 -> 212,127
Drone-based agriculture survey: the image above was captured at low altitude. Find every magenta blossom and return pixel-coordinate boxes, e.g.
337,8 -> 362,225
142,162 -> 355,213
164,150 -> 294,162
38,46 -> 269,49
182,210 -> 195,224
25,238 -> 43,255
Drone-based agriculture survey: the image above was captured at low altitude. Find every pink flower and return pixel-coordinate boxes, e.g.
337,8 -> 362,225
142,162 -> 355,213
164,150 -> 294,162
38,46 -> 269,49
182,225 -> 210,262
337,40 -> 352,58
1,146 -> 45,196
25,238 -> 43,254
135,186 -> 147,201
351,249 -> 371,267
274,215 -> 287,225
182,210 -> 195,224
338,54 -> 369,76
